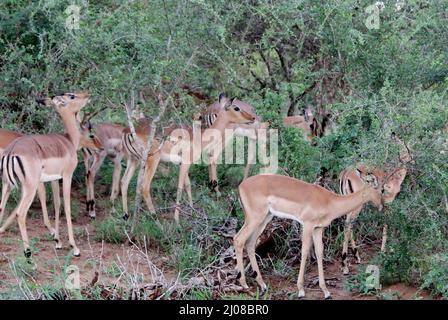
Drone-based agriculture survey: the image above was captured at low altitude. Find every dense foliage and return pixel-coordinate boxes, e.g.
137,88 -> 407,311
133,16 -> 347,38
1,0 -> 447,298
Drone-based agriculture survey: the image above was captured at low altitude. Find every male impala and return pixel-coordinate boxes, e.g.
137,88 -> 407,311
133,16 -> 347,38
339,133 -> 411,274
81,120 -> 125,218
0,91 -> 90,257
0,124 -> 101,235
234,173 -> 383,299
197,95 -> 268,195
120,94 -> 256,222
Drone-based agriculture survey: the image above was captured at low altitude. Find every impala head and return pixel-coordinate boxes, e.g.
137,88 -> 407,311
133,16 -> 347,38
36,91 -> 91,120
303,105 -> 313,122
357,170 -> 384,211
382,167 -> 406,203
79,120 -> 103,151
218,93 -> 256,125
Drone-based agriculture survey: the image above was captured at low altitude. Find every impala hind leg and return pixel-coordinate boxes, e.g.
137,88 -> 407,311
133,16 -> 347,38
313,227 -> 331,299
110,153 -> 124,213
297,225 -> 313,299
141,153 -> 161,215
15,184 -> 38,257
245,214 -> 273,291
121,157 -> 138,220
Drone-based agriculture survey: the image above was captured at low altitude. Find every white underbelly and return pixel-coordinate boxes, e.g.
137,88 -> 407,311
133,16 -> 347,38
269,207 -> 304,225
161,153 -> 183,164
40,174 -> 62,182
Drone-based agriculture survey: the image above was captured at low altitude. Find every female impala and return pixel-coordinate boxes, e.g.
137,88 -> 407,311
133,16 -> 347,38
339,134 -> 411,275
234,173 -> 383,299
120,94 -> 256,222
197,94 -> 267,195
0,91 -> 90,257
0,124 -> 102,235
81,121 -> 125,218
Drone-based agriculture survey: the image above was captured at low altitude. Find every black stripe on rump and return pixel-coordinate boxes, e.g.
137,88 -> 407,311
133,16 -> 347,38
127,134 -> 141,159
15,156 -> 26,179
6,155 -> 15,186
348,179 -> 354,194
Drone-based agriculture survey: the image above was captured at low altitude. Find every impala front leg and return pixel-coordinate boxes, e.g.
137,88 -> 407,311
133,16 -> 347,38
297,225 -> 313,299
62,173 -> 80,256
313,227 -> 331,299
208,162 -> 220,197
52,180 -> 62,249
37,182 -> 56,236
174,163 -> 190,223
381,224 -> 388,252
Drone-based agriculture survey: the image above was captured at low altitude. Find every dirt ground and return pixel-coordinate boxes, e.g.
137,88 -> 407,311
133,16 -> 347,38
0,189 -> 434,300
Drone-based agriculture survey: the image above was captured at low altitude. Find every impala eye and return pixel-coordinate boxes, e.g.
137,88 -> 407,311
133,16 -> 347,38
89,134 -> 94,139
70,95 -> 75,100
234,106 -> 240,111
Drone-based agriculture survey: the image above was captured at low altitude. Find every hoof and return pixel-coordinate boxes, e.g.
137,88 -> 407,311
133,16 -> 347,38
54,239 -> 62,249
89,212 -> 96,219
24,249 -> 32,259
73,248 -> 81,257
123,213 -> 129,221
325,294 -> 333,300
298,289 -> 305,299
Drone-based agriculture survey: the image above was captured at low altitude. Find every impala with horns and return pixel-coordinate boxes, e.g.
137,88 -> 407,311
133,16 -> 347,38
234,173 -> 384,299
80,110 -> 125,218
120,93 -> 256,223
195,94 -> 269,195
0,124 -> 102,236
0,91 -> 91,257
339,132 -> 411,275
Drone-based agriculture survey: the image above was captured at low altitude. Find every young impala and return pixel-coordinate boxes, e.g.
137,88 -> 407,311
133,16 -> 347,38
81,120 -> 125,218
120,93 -> 256,222
234,174 -> 384,299
0,124 -> 102,236
197,95 -> 268,195
339,133 -> 411,274
0,91 -> 91,257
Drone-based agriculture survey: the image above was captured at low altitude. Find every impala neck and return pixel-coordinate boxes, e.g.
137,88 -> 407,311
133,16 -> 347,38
210,111 -> 231,132
61,112 -> 81,150
327,187 -> 373,221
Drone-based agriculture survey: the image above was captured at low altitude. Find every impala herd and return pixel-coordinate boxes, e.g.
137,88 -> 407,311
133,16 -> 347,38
0,90 -> 412,299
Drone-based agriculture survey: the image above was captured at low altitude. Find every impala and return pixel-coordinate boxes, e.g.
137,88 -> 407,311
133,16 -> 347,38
283,106 -> 333,141
81,119 -> 125,218
0,124 -> 101,236
339,133 -> 411,274
120,93 -> 256,222
0,91 -> 91,257
197,95 -> 268,195
234,173 -> 383,299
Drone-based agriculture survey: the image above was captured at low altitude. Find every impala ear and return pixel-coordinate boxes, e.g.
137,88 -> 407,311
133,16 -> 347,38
361,172 -> 379,189
224,97 -> 236,110
218,92 -> 226,103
